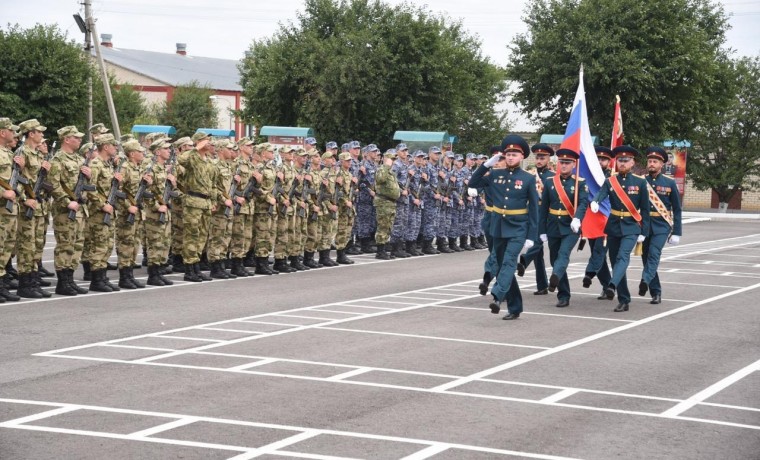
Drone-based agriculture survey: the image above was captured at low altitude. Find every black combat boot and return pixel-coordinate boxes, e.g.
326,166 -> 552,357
449,237 -> 463,252
68,269 -> 88,294
404,241 -> 416,257
422,239 -> 437,255
129,267 -> 145,288
118,267 -> 138,289
336,249 -> 354,265
17,273 -> 43,299
199,253 -> 210,271
147,265 -> 165,286
437,238 -> 454,254
196,262 -> 212,281
243,250 -> 256,268
31,272 -> 52,298
303,251 -> 320,269
322,250 -> 338,267
89,269 -> 113,292
231,258 -> 252,277
391,242 -> 407,259
159,267 -> 175,285
107,261 -> 118,271
460,235 -> 474,251
346,237 -> 362,255
34,271 -> 51,287
289,255 -> 307,271
272,258 -> 291,273
142,247 -> 148,267
360,237 -> 374,254
255,257 -> 275,275
183,263 -> 203,282
103,271 -> 120,291
5,259 -> 18,280
37,261 -> 55,277
209,261 -> 229,280
55,270 -> 77,296
172,254 -> 185,273
375,244 -> 391,260
82,261 -> 92,281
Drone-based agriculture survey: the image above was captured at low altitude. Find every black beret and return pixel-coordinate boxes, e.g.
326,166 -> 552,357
489,145 -> 502,154
646,146 -> 667,162
500,134 -> 530,157
531,143 -> 555,156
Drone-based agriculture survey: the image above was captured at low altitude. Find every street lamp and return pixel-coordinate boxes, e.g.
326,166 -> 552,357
209,95 -> 233,131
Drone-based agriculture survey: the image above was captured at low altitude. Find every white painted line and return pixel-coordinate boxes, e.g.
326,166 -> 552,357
557,291 -> 693,303
540,388 -> 579,404
227,358 -> 279,371
399,444 -> 450,460
128,417 -> 197,438
432,305 -> 634,323
338,303 -> 394,310
699,402 -> 760,413
152,336 -> 225,343
102,344 -> 177,352
274,452 -> 361,460
317,326 -> 550,350
347,299 -> 418,305
326,368 -> 372,381
238,320 -> 304,327
661,358 -> 760,417
199,327 -> 264,334
272,314 -> 350,321
390,295 -> 446,301
432,280 -> 760,392
660,281 -> 738,288
305,309 -> 366,315
0,406 -> 78,427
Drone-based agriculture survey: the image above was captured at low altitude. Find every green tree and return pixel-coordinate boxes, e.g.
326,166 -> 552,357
687,57 -> 760,206
239,0 -> 507,153
507,0 -> 734,147
92,74 -> 148,137
155,82 -> 218,138
0,23 -> 92,134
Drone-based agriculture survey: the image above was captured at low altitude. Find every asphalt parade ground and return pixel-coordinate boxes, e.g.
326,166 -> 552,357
1,220 -> 759,459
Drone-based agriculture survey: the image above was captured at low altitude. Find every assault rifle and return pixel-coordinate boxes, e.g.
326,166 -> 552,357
224,163 -> 242,218
102,153 -> 126,226
234,172 -> 263,215
284,175 -> 299,217
24,141 -> 56,220
67,145 -> 97,220
6,136 -> 29,213
127,157 -> 155,224
298,163 -> 315,219
158,146 -> 179,224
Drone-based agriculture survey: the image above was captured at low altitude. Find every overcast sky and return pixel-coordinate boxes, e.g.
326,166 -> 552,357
6,0 -> 760,130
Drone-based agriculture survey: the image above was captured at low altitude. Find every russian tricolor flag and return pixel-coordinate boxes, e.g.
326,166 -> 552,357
559,67 -> 609,239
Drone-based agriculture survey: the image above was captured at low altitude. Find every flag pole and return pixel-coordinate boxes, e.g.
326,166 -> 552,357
575,65 -> 584,249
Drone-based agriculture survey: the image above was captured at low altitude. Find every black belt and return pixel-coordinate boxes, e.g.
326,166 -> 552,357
187,191 -> 210,200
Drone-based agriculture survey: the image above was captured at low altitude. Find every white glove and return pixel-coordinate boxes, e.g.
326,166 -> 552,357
590,201 -> 599,213
669,235 -> 680,245
484,153 -> 502,168
637,235 -> 646,243
570,218 -> 581,233
467,187 -> 478,197
539,234 -> 548,243
523,239 -> 534,250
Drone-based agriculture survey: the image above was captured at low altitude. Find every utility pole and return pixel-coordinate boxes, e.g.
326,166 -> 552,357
83,0 -> 93,141
83,0 -> 121,140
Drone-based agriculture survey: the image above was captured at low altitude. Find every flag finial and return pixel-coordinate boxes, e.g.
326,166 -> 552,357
615,94 -> 620,103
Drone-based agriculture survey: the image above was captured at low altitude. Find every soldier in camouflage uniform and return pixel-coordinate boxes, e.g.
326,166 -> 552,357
228,138 -> 256,277
49,126 -> 91,296
302,150 -> 324,268
390,143 -> 411,258
35,138 -> 55,278
420,146 -> 442,254
317,150 -> 339,267
374,150 -> 401,259
253,143 -> 279,275
287,149 -> 309,271
177,132 -> 216,282
0,118 -> 24,302
405,150 -> 426,256
143,139 -> 177,286
243,146 -> 263,268
435,152 -> 456,253
345,140 -> 363,255
356,144 -> 379,253
335,152 -> 356,264
169,136 -> 194,273
271,146 -> 296,273
206,140 -> 236,280
447,154 -> 466,252
82,134 -> 122,292
15,119 -> 52,298
115,140 -> 147,289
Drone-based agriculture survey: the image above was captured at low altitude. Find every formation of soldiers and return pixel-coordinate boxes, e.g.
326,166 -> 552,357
0,118 -> 493,300
474,134 -> 682,319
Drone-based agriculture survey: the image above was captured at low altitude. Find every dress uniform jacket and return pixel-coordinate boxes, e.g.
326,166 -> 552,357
594,172 -> 650,237
646,173 -> 682,236
539,175 -> 589,237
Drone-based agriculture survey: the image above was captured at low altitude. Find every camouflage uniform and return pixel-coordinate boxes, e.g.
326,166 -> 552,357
289,156 -> 310,270
317,157 -> 339,266
0,141 -> 20,293
303,155 -> 323,267
144,159 -> 172,267
356,156 -> 377,241
373,152 -> 401,258
273,157 -> 296,265
389,156 -> 410,256
420,154 -> 441,252
229,145 -> 255,272
116,156 -> 141,269
405,156 -> 426,254
335,160 -> 355,251
252,146 -> 277,274
207,156 -> 234,265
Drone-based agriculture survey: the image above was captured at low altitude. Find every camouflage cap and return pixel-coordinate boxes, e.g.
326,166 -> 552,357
466,153 -> 477,160
120,134 -> 135,142
150,138 -> 171,151
341,143 -> 350,152
454,154 -> 464,162
173,136 -> 193,148
79,142 -> 94,155
383,149 -> 398,159
296,148 -> 308,157
58,126 -> 85,139
0,118 -> 19,131
258,142 -> 274,152
325,141 -> 338,150
19,119 -> 47,133
122,140 -> 145,153
321,152 -> 334,160
89,123 -> 109,135
191,131 -> 210,143
445,151 -> 456,159
338,152 -> 351,161
349,140 -> 361,149
145,132 -> 168,143
395,143 -> 408,151
366,143 -> 379,152
280,145 -> 295,154
304,137 -> 317,145
95,133 -> 119,146
413,149 -> 425,158
236,137 -> 254,147
428,146 -> 441,154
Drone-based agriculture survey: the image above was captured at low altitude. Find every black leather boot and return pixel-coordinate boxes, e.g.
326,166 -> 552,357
336,249 -> 354,265
375,244 -> 390,260
438,238 -> 453,253
118,267 -> 138,289
196,262 -> 212,281
183,262 -> 203,282
303,251 -> 319,269
172,254 -> 185,273
34,271 -> 51,287
103,271 -> 120,291
89,269 -> 113,292
272,258 -> 292,273
255,257 -> 275,275
68,269 -> 88,294
209,260 -> 229,280
147,265 -> 165,286
422,239 -> 437,255
17,273 -> 43,299
82,261 -> 92,281
37,261 -> 55,277
449,237 -> 463,252
231,258 -> 252,277
243,250 -> 256,267
55,270 -> 77,296
460,235 -> 474,251
129,267 -> 145,288
289,255 -> 307,271
31,272 -> 52,297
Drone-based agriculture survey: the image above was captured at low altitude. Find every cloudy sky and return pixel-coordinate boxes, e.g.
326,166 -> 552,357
7,0 -> 760,129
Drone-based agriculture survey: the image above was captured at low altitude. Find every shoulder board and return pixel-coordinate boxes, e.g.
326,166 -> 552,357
633,174 -> 645,179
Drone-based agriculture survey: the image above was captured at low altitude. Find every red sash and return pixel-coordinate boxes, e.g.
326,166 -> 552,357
609,175 -> 642,224
552,174 -> 575,217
